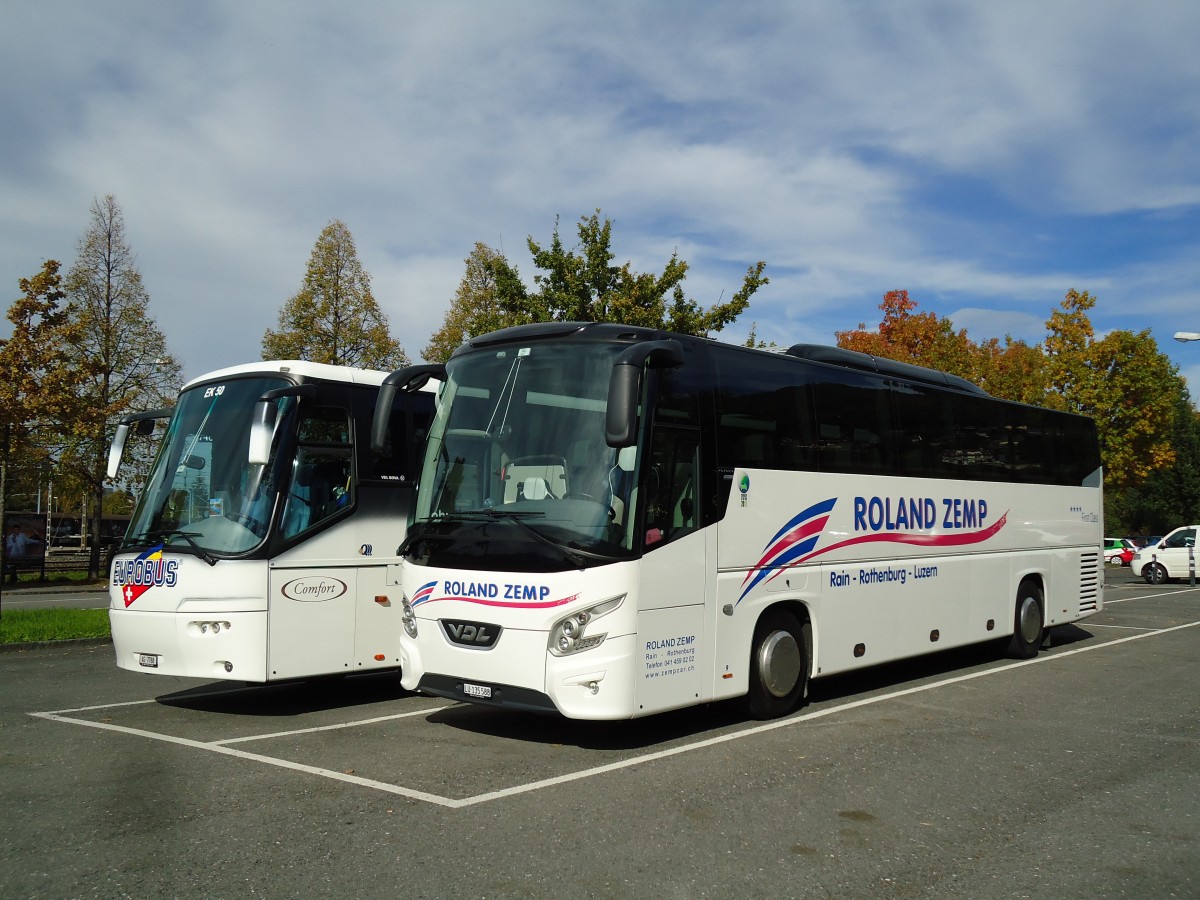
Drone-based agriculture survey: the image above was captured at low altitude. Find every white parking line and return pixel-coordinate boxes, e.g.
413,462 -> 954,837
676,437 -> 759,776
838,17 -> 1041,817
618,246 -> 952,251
29,618 -> 1200,809
27,712 -> 458,806
212,706 -> 447,745
1103,585 -> 1200,604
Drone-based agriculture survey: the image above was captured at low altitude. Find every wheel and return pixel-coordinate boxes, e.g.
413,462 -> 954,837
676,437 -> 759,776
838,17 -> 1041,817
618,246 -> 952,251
1143,562 -> 1168,585
744,610 -> 806,719
1007,580 -> 1044,659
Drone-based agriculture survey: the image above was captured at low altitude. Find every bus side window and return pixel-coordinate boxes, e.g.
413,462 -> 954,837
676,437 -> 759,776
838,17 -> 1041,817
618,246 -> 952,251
813,371 -> 894,475
282,407 -> 353,538
643,426 -> 699,548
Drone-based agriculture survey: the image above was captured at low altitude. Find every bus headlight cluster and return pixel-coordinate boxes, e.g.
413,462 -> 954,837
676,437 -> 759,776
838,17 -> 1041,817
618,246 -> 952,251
190,620 -> 231,636
401,597 -> 418,639
549,594 -> 625,657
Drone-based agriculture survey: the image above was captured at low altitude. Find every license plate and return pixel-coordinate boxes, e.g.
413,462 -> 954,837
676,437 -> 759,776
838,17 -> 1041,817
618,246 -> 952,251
462,682 -> 492,699
138,654 -> 159,668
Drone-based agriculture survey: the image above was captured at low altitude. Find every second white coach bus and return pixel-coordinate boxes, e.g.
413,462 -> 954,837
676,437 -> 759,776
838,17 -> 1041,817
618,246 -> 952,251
372,323 -> 1103,720
108,360 -> 434,682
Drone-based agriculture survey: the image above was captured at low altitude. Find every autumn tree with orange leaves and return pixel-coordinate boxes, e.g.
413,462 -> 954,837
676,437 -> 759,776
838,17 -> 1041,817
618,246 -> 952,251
835,290 -> 1046,401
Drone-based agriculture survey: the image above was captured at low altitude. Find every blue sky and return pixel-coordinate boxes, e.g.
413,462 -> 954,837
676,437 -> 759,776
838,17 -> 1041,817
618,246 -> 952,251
2,1 -> 1199,392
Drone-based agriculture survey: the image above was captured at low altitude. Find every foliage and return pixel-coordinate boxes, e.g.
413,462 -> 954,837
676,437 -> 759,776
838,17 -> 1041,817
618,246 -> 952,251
1084,329 -> 1179,490
835,290 -> 1049,404
971,336 -> 1048,405
423,243 -> 528,362
743,322 -> 779,350
263,220 -> 408,370
423,211 -> 768,363
1109,393 -> 1200,533
1042,288 -> 1096,409
836,290 -> 976,379
1042,290 -> 1179,491
60,195 -> 181,575
0,260 -> 84,510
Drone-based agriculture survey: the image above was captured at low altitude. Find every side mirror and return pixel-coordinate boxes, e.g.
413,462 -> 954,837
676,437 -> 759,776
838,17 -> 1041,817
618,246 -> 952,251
247,401 -> 277,466
605,340 -> 684,447
107,408 -> 173,479
370,364 -> 445,452
107,423 -> 131,480
249,384 -> 317,465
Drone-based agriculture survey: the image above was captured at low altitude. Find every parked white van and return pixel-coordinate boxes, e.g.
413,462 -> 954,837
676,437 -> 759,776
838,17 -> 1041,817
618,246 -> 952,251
1131,526 -> 1198,583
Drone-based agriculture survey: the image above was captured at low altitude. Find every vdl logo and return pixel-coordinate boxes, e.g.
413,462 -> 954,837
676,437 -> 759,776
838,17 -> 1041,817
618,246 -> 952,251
441,619 -> 501,649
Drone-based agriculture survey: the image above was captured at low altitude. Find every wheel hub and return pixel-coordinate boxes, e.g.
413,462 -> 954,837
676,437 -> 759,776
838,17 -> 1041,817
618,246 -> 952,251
757,630 -> 802,698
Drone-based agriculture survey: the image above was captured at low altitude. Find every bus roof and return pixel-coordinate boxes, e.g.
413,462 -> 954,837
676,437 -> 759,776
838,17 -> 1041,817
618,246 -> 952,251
182,360 -> 435,392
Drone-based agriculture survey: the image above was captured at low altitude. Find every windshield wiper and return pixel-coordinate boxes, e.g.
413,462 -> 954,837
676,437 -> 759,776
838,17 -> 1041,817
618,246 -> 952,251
128,530 -> 219,566
463,508 -> 596,568
403,508 -> 626,567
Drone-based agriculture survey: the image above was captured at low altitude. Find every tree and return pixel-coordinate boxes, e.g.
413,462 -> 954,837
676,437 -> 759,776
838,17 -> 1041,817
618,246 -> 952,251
835,289 -> 1048,402
1111,393 -> 1200,534
61,195 -> 181,575
423,243 -> 528,363
1042,288 -> 1098,412
263,220 -> 408,370
836,290 -> 977,381
0,260 -> 84,538
424,211 -> 768,363
971,336 -> 1048,405
1042,289 -> 1180,491
743,322 -> 779,350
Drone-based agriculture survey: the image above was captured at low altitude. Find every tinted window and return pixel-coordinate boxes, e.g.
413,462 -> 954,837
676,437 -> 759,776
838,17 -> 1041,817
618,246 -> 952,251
812,369 -> 894,476
713,351 -> 817,472
892,382 -> 956,479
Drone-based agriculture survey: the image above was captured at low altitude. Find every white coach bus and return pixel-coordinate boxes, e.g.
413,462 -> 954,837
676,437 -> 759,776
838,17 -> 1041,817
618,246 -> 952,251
107,360 -> 434,682
371,323 -> 1103,720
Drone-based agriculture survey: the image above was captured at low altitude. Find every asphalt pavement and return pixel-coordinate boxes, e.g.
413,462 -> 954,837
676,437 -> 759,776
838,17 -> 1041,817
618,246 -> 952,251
1,573 -> 1196,898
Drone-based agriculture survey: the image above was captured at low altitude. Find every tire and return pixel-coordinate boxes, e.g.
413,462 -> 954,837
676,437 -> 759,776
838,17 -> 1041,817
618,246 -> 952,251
1143,562 -> 1168,585
744,610 -> 806,719
1007,580 -> 1044,659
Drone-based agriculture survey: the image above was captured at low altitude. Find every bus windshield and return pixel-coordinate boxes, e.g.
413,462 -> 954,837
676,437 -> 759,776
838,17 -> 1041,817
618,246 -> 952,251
125,375 -> 293,556
411,342 -> 639,569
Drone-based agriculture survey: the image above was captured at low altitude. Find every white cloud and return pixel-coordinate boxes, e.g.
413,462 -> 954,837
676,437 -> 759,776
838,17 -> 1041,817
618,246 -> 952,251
2,0 -> 1199,394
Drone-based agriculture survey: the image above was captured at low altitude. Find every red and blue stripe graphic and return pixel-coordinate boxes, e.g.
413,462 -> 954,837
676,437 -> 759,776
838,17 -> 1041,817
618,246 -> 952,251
738,498 -> 1008,604
739,498 -> 837,601
411,580 -> 438,607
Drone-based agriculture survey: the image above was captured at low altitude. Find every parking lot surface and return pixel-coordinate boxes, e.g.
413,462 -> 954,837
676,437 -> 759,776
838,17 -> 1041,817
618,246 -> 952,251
2,575 -> 1197,898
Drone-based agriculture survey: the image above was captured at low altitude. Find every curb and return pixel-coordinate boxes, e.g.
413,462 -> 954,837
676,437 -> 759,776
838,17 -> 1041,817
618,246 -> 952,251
0,637 -> 113,652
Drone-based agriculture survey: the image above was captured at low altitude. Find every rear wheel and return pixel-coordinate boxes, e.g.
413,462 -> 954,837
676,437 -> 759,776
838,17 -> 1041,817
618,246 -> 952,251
744,610 -> 806,719
1007,580 -> 1044,659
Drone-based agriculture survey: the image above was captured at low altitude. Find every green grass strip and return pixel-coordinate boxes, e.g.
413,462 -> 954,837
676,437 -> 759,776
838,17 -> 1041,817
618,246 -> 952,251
0,608 -> 111,644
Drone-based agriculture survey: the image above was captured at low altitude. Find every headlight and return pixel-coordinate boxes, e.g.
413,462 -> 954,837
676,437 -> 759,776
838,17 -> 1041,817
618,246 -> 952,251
401,597 -> 418,639
549,594 -> 624,657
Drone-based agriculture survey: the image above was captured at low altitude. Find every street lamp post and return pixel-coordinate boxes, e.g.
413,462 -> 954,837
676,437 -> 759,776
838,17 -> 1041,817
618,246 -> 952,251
1175,332 -> 1200,342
